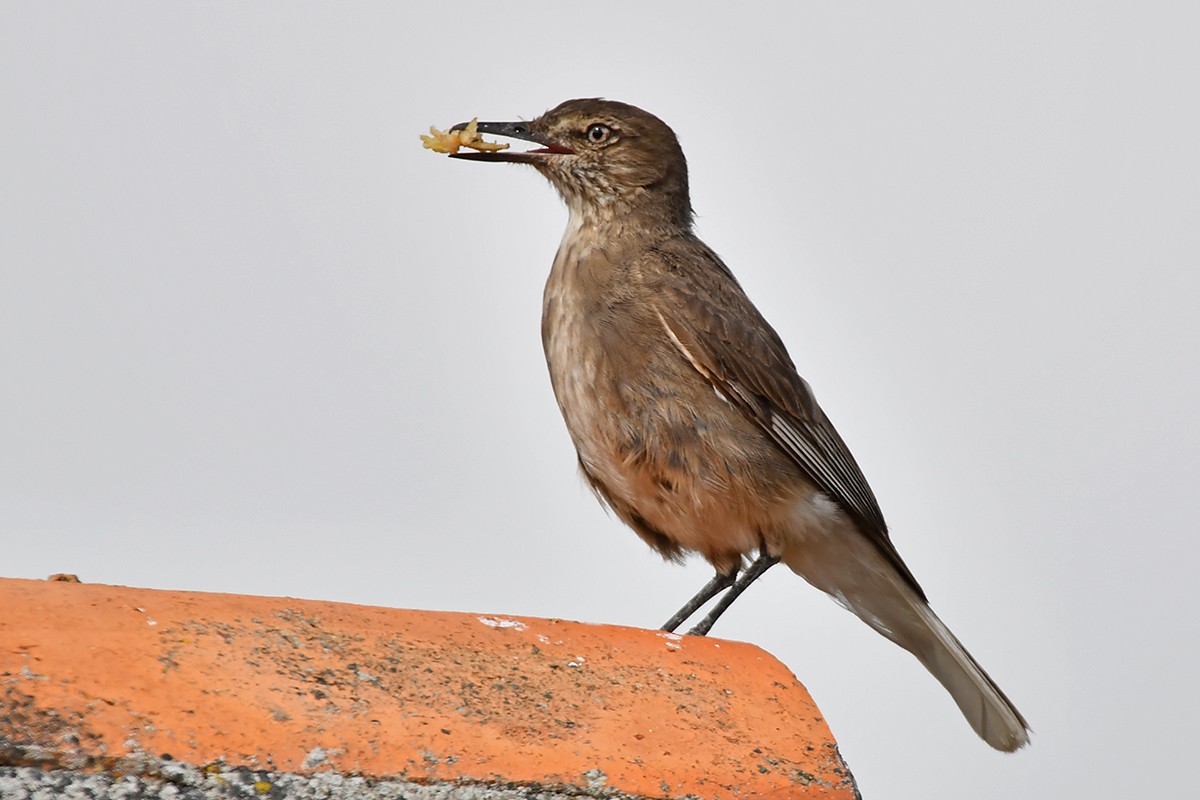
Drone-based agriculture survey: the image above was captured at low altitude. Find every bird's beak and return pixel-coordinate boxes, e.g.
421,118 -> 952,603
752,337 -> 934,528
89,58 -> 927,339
448,120 -> 575,162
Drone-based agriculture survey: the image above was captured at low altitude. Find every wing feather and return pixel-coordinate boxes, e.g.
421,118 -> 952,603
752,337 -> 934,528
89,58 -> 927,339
643,236 -> 925,598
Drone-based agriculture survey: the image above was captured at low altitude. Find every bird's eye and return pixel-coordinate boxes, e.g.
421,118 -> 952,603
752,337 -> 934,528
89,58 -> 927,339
585,123 -> 612,144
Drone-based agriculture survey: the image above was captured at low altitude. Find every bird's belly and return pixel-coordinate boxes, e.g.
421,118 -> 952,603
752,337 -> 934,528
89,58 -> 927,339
543,299 -> 804,569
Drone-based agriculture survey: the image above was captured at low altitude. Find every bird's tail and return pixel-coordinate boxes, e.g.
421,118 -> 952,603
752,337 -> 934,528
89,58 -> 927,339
782,532 -> 1030,752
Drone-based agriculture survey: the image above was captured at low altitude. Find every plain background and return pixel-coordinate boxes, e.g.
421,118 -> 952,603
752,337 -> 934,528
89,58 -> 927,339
2,3 -> 1197,798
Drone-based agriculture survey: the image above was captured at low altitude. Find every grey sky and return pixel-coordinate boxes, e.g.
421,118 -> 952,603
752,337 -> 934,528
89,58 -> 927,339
2,3 -> 1197,798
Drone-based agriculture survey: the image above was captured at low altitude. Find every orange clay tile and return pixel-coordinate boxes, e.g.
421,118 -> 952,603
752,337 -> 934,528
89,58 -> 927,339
0,577 -> 856,799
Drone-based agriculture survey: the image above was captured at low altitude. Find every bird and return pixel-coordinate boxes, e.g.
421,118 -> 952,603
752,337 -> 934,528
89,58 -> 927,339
447,98 -> 1030,751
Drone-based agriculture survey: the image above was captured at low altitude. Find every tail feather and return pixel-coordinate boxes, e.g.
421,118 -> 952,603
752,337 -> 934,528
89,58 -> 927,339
908,600 -> 1030,751
783,530 -> 1030,751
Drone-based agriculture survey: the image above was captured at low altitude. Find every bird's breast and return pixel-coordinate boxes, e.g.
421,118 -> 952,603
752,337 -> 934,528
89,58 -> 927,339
540,228 -> 804,567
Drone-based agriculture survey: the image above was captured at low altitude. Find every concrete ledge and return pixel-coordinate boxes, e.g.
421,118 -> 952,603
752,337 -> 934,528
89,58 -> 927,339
0,577 -> 857,799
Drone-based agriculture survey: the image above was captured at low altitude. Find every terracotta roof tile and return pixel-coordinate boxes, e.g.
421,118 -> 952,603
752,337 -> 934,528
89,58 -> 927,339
0,577 -> 856,799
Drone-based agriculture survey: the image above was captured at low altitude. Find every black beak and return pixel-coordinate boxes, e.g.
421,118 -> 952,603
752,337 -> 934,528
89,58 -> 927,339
448,120 -> 575,162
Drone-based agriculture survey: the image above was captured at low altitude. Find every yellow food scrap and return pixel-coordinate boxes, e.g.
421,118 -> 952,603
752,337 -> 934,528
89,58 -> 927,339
420,118 -> 509,154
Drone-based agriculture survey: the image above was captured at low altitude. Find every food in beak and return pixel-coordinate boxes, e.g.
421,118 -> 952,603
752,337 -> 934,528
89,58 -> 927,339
420,118 -> 509,154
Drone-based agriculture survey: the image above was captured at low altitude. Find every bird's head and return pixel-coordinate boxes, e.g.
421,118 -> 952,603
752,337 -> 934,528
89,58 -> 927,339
451,98 -> 693,229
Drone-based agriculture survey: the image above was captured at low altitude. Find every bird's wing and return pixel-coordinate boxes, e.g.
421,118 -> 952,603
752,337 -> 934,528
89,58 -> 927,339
644,236 -> 925,598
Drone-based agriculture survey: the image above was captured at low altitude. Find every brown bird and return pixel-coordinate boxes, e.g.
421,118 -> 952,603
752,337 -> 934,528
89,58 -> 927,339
449,99 -> 1030,751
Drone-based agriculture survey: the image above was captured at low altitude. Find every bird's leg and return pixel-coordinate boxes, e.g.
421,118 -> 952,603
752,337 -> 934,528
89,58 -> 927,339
660,569 -> 737,633
686,552 -> 780,636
